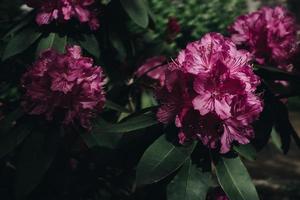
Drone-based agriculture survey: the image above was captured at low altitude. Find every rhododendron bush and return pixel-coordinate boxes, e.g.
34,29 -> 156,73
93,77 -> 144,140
0,0 -> 299,200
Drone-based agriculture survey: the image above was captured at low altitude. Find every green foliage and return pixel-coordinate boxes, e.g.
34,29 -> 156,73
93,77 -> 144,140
214,156 -> 259,200
136,135 -> 196,186
167,159 -> 211,200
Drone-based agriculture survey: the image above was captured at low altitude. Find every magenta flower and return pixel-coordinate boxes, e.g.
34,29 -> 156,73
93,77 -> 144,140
206,187 -> 229,200
26,0 -> 100,30
156,33 -> 263,153
135,56 -> 167,87
21,45 -> 106,129
229,6 -> 297,71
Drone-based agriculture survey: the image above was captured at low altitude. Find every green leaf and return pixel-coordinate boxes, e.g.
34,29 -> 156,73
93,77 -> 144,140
167,159 -> 211,200
0,123 -> 32,158
78,34 -> 100,58
105,100 -> 131,113
120,0 -> 149,28
94,111 -> 159,133
136,135 -> 196,186
109,32 -> 127,60
233,144 -> 257,161
271,128 -> 282,152
2,27 -> 42,60
0,107 -> 24,136
214,156 -> 259,200
36,33 -> 67,55
15,128 -> 60,199
81,110 -> 159,148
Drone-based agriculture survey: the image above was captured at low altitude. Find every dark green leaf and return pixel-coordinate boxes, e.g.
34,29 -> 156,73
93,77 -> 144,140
15,128 -> 60,199
120,0 -> 149,28
167,159 -> 211,200
109,32 -> 127,60
94,111 -> 158,133
214,156 -> 259,200
81,110 -> 158,148
136,135 -> 196,186
78,34 -> 100,58
105,100 -> 131,113
233,144 -> 257,161
0,107 -> 23,136
0,123 -> 32,158
36,33 -> 67,55
2,27 -> 42,60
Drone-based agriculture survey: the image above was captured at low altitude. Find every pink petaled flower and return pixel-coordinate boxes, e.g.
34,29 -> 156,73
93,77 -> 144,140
229,6 -> 297,71
26,0 -> 100,30
206,187 -> 229,200
135,56 -> 167,87
21,45 -> 106,129
156,33 -> 263,153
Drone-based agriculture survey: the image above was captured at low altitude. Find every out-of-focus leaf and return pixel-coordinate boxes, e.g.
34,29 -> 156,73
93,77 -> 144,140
15,128 -> 60,199
274,100 -> 298,154
167,159 -> 211,200
255,65 -> 300,83
271,128 -> 282,152
233,144 -> 257,161
136,135 -> 196,186
0,123 -> 32,158
2,12 -> 34,39
0,107 -> 23,136
105,100 -> 131,113
214,156 -> 259,200
141,91 -> 157,109
109,32 -> 127,60
78,34 -> 100,58
120,0 -> 149,28
36,33 -> 67,55
2,27 -> 42,60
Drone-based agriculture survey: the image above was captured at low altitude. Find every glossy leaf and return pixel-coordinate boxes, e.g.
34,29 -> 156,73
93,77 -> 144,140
214,156 -> 259,200
120,0 -> 149,28
233,144 -> 257,161
136,135 -> 196,186
78,34 -> 100,58
167,159 -> 211,200
15,128 -> 60,199
36,33 -> 67,55
2,27 -> 42,60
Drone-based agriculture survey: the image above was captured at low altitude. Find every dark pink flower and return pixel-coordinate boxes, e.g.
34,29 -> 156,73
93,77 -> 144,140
21,45 -> 106,129
26,0 -> 100,30
156,33 -> 263,153
229,6 -> 297,71
206,187 -> 229,200
135,56 -> 167,86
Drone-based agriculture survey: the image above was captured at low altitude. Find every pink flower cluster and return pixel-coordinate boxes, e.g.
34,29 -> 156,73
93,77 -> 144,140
156,33 -> 263,153
229,6 -> 298,71
26,0 -> 100,30
135,56 -> 167,87
21,46 -> 106,129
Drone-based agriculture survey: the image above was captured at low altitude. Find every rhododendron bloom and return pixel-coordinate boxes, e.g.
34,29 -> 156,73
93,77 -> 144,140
135,56 -> 167,86
229,6 -> 297,71
21,45 -> 105,129
156,33 -> 263,153
207,187 -> 229,200
26,0 -> 100,30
